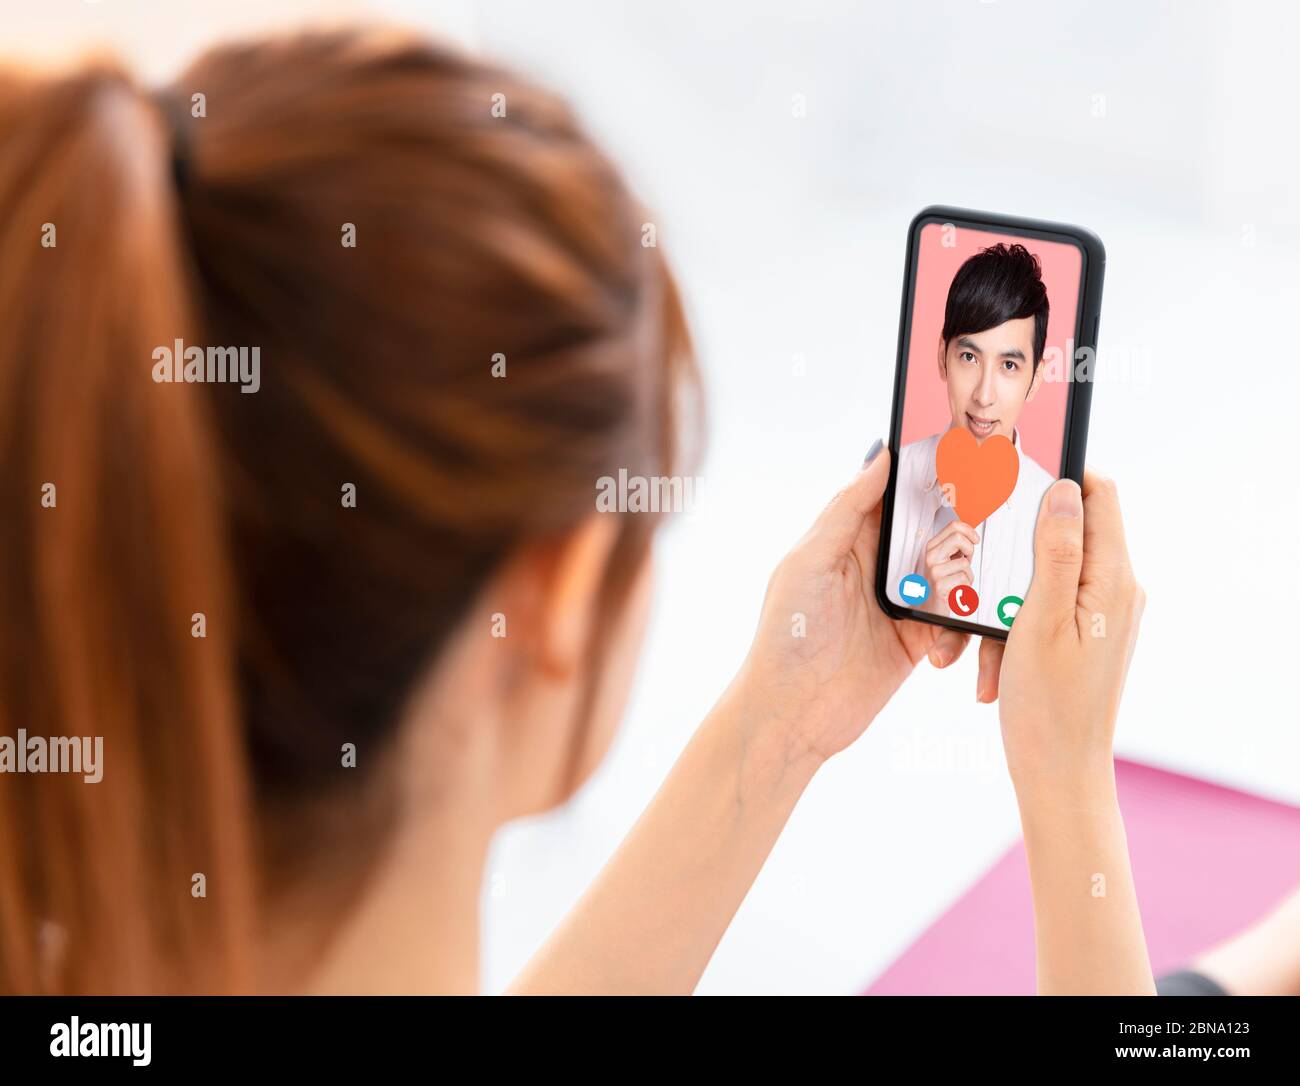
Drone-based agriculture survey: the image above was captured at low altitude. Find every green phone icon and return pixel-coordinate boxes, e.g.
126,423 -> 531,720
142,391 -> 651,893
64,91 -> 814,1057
997,595 -> 1023,628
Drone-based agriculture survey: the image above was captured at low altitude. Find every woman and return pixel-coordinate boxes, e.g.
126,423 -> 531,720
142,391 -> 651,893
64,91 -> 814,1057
0,28 -> 1149,995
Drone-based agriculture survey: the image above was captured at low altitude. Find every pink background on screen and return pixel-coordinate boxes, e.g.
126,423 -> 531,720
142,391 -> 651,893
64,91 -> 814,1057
899,223 -> 1083,475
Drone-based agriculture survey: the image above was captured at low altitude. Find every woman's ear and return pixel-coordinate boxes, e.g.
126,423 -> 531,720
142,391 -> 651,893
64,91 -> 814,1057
530,513 -> 622,678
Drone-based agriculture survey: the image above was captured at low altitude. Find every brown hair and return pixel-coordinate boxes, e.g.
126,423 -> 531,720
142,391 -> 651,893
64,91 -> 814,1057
0,28 -> 697,994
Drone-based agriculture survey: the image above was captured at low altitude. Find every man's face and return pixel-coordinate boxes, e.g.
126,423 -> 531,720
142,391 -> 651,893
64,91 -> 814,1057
937,316 -> 1042,444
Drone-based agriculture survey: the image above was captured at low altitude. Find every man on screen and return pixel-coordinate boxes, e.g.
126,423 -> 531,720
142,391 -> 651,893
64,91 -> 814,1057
886,243 -> 1057,629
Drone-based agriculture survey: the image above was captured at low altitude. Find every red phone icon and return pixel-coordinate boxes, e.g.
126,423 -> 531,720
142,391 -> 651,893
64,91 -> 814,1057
948,585 -> 979,617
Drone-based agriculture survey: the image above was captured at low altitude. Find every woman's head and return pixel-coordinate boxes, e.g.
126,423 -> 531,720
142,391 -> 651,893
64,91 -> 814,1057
0,28 -> 697,993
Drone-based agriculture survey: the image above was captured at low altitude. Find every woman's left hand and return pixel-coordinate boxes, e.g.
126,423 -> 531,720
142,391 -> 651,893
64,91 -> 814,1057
735,443 -> 972,763
515,441 -> 971,995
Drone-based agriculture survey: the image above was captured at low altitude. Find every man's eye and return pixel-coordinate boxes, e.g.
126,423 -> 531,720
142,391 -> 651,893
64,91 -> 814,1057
961,351 -> 976,363
1002,359 -> 1019,371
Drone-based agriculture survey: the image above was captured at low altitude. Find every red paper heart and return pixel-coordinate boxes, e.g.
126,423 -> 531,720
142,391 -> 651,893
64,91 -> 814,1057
935,427 -> 1019,527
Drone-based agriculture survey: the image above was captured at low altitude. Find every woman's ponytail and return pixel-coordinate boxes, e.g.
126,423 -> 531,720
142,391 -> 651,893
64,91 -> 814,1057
0,65 -> 254,993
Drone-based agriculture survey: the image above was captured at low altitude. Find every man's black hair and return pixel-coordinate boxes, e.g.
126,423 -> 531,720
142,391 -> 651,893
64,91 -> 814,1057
941,243 -> 1049,369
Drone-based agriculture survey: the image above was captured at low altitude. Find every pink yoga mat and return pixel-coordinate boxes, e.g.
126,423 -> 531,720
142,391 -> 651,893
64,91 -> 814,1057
865,759 -> 1300,995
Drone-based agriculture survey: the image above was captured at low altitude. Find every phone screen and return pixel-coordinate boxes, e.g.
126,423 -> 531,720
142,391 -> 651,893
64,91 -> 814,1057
883,218 -> 1087,636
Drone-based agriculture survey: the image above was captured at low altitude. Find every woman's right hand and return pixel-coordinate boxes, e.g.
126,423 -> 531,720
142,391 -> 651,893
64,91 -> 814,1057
973,470 -> 1152,994
975,470 -> 1145,798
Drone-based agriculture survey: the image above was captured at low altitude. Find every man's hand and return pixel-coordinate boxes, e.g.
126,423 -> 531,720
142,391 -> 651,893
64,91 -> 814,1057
920,519 -> 979,615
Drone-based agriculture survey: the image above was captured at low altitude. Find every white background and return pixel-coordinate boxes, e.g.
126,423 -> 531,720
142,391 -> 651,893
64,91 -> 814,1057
14,0 -> 1298,995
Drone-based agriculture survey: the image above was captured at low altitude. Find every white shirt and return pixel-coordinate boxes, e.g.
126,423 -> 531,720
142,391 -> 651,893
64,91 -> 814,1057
885,429 -> 1055,628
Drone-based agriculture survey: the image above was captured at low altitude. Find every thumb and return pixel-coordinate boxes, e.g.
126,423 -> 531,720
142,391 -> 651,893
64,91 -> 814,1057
1023,478 -> 1084,631
806,440 -> 890,559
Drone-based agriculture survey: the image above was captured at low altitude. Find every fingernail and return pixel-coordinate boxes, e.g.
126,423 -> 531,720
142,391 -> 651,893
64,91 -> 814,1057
1049,479 -> 1082,518
933,647 -> 951,667
862,438 -> 884,467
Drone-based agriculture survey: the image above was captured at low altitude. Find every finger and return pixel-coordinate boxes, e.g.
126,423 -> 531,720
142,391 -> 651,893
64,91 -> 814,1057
932,557 -> 972,582
928,530 -> 974,562
1079,470 -> 1134,591
975,637 -> 1005,703
807,444 -> 891,559
928,520 -> 979,553
927,628 -> 970,669
1022,477 -> 1084,635
923,523 -> 958,558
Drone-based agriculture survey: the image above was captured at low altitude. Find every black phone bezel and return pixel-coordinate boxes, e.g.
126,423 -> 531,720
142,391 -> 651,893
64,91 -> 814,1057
874,205 -> 1106,641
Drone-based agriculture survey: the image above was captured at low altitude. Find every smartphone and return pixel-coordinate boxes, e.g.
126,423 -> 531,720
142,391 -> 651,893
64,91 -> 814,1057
875,206 -> 1105,640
